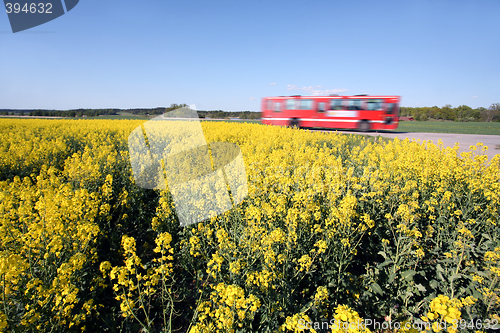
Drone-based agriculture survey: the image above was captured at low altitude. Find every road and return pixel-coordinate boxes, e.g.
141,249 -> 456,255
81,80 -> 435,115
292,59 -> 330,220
316,130 -> 500,162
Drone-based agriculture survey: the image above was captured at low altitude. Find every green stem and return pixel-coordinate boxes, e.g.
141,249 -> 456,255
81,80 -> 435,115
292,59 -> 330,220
134,262 -> 150,329
122,286 -> 150,332
486,274 -> 498,313
186,287 -> 206,333
451,243 -> 466,299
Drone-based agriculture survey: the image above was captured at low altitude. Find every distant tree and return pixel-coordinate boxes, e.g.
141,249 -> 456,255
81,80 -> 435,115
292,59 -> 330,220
474,107 -> 485,121
247,112 -> 261,119
483,103 -> 500,122
456,105 -> 473,121
468,109 -> 480,121
429,106 -> 440,119
441,104 -> 456,120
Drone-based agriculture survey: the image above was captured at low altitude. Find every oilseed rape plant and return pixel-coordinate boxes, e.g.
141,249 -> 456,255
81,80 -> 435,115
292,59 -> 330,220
0,118 -> 499,332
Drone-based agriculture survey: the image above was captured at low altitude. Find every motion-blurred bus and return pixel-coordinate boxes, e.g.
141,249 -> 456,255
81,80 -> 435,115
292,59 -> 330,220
261,95 -> 401,131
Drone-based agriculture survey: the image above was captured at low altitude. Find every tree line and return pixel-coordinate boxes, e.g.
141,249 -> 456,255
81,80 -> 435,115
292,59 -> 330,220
2,103 -> 499,121
400,103 -> 500,122
197,110 -> 261,119
0,108 -> 120,117
0,104 -> 259,119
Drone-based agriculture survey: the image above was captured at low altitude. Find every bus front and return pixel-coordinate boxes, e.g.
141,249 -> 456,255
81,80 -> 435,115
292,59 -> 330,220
383,96 -> 400,130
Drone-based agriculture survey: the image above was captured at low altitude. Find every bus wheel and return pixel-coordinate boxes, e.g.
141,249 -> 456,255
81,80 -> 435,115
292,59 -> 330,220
290,118 -> 300,128
359,120 -> 370,132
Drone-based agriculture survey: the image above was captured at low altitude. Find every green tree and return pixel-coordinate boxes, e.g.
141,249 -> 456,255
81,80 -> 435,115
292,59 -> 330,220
441,104 -> 456,120
483,103 -> 500,122
474,107 -> 485,121
456,105 -> 473,121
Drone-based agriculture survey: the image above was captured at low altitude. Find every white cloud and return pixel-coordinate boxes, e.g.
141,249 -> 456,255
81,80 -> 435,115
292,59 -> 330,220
471,96 -> 478,99
249,97 -> 257,101
286,84 -> 348,95
269,82 -> 277,86
302,86 -> 348,96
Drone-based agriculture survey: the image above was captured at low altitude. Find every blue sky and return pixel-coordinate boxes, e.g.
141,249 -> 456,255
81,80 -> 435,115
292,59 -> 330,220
1,0 -> 499,111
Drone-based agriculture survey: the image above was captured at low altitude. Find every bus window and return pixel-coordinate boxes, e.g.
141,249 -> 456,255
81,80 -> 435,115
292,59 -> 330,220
330,99 -> 342,110
367,99 -> 383,110
386,103 -> 395,114
267,100 -> 273,110
348,99 -> 362,110
286,99 -> 296,110
317,102 -> 325,112
300,100 -> 312,110
274,102 -> 281,112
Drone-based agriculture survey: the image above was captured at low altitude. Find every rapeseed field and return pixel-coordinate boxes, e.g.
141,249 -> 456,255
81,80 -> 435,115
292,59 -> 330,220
0,119 -> 499,332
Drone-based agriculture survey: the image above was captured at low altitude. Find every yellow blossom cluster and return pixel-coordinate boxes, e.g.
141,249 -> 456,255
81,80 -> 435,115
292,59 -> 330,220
191,282 -> 261,333
422,295 -> 478,333
0,166 -> 101,331
331,305 -> 371,333
100,232 -> 174,326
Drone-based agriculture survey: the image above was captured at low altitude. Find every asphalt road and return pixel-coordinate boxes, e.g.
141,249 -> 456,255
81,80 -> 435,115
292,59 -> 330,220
317,130 -> 500,162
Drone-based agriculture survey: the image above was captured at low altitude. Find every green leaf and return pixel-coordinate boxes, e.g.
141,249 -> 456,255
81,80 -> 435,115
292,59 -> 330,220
370,282 -> 384,295
449,274 -> 461,283
416,270 -> 427,279
415,284 -> 426,292
378,251 -> 387,260
429,279 -> 439,289
377,260 -> 394,269
481,233 -> 491,241
402,269 -> 417,281
388,273 -> 397,284
476,271 -> 488,277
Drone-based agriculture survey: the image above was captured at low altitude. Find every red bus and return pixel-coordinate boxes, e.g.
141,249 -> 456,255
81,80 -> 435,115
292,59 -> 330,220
261,95 -> 401,131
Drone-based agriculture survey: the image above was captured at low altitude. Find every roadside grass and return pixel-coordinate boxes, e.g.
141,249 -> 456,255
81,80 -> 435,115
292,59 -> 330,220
397,121 -> 500,135
220,120 -> 500,135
